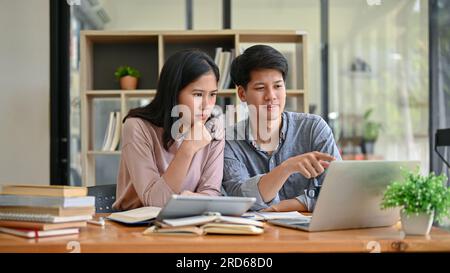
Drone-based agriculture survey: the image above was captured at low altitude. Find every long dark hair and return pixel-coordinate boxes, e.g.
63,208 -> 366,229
124,49 -> 220,150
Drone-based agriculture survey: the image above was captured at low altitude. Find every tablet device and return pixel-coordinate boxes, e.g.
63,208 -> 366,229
156,195 -> 256,220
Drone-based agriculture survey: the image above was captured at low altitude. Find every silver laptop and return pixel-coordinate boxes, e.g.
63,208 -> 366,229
268,160 -> 420,232
156,195 -> 256,221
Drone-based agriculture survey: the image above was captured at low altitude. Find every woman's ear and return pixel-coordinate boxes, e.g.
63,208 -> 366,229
237,85 -> 247,102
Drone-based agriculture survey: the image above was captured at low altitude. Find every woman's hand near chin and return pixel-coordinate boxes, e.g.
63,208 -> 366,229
181,120 -> 212,154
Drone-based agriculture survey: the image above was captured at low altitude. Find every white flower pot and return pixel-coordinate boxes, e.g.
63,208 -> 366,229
400,210 -> 434,236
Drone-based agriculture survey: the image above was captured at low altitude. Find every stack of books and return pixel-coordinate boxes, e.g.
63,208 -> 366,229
0,185 -> 95,238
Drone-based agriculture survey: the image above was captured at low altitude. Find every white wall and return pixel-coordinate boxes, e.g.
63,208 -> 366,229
193,0 -> 222,30
101,0 -> 222,30
102,0 -> 186,30
232,0 -> 321,115
0,0 -> 50,185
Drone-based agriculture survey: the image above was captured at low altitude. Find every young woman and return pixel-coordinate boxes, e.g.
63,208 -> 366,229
113,49 -> 224,211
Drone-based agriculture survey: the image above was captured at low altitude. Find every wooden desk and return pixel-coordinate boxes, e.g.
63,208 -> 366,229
0,214 -> 450,253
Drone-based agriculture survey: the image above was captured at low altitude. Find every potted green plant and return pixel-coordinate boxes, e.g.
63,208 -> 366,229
361,108 -> 382,155
114,65 -> 141,90
381,169 -> 450,235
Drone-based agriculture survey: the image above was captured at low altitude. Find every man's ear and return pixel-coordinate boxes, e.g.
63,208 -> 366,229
237,85 -> 247,102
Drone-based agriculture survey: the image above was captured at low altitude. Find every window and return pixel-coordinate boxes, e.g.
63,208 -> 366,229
329,0 -> 429,172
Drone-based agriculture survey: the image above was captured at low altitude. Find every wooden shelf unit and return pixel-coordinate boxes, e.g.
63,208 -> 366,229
80,30 -> 309,186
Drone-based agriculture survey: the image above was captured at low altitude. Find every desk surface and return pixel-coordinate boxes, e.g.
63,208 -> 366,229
1,214 -> 450,253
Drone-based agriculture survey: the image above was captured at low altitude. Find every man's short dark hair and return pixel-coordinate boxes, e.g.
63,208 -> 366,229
230,44 -> 288,89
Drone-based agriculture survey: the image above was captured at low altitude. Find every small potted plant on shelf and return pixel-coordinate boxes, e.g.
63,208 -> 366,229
361,108 -> 382,155
381,169 -> 450,235
114,65 -> 141,90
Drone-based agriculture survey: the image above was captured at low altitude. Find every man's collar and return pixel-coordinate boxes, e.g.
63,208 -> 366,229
244,112 -> 287,148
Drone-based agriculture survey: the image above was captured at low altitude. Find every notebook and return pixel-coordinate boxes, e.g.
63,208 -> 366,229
1,185 -> 87,197
107,206 -> 161,225
144,225 -> 204,236
0,195 -> 95,208
0,206 -> 95,217
159,213 -> 263,228
0,227 -> 79,238
0,212 -> 93,223
0,220 -> 86,231
144,223 -> 264,236
201,223 -> 264,235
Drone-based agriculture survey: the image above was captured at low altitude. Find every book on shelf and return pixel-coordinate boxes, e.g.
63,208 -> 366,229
107,206 -> 161,225
218,51 -> 231,90
217,50 -> 226,88
0,226 -> 79,239
101,111 -> 116,151
213,47 -> 222,65
0,185 -> 87,197
0,220 -> 86,231
0,206 -> 95,217
213,48 -> 235,90
101,111 -> 121,152
109,111 -> 122,151
223,48 -> 235,89
143,212 -> 264,236
0,195 -> 95,208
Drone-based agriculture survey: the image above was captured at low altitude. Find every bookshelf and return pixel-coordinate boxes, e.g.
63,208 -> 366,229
80,30 -> 309,186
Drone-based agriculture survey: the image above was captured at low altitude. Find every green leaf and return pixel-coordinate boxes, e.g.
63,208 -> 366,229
380,168 -> 450,224
114,65 -> 141,80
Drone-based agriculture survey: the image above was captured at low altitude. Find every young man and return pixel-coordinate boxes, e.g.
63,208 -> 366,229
222,45 -> 341,212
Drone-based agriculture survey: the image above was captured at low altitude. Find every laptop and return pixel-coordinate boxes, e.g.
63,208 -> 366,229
156,194 -> 256,221
268,160 -> 420,232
